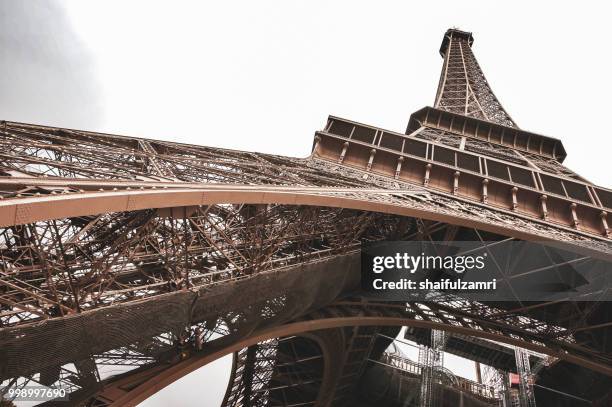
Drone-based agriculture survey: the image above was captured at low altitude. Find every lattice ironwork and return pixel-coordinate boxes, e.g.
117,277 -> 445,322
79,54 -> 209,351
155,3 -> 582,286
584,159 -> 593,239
0,203 -> 392,327
0,27 -> 611,407
379,349 -> 499,401
435,29 -> 516,127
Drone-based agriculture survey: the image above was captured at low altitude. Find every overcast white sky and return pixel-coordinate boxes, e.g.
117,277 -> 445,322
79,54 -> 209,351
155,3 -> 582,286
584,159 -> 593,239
1,1 -> 611,405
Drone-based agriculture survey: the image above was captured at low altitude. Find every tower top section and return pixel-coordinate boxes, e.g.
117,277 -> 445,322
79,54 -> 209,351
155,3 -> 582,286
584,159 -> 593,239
439,28 -> 473,56
434,28 -> 516,128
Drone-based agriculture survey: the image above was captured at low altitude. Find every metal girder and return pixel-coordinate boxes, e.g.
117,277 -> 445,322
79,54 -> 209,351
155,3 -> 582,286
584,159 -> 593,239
0,27 -> 611,407
514,347 -> 536,407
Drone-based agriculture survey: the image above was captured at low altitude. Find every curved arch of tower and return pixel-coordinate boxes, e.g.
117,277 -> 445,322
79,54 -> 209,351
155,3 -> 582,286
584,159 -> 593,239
1,29 -> 611,407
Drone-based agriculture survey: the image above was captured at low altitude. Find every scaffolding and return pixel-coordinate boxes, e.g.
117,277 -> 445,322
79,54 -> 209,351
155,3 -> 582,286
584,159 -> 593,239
514,347 -> 536,407
418,330 -> 447,407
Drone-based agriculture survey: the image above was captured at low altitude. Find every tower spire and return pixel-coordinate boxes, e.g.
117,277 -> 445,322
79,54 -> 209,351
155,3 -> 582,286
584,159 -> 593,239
434,28 -> 517,128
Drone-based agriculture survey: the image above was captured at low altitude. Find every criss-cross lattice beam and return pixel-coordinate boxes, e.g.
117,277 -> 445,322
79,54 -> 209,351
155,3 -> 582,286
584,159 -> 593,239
434,29 -> 516,128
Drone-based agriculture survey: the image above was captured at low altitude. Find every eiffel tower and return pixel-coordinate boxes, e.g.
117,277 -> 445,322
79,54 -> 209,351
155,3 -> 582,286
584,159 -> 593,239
0,29 -> 611,407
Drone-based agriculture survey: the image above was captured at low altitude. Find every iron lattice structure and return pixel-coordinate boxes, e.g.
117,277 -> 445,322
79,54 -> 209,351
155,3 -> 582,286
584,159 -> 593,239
0,28 -> 611,407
